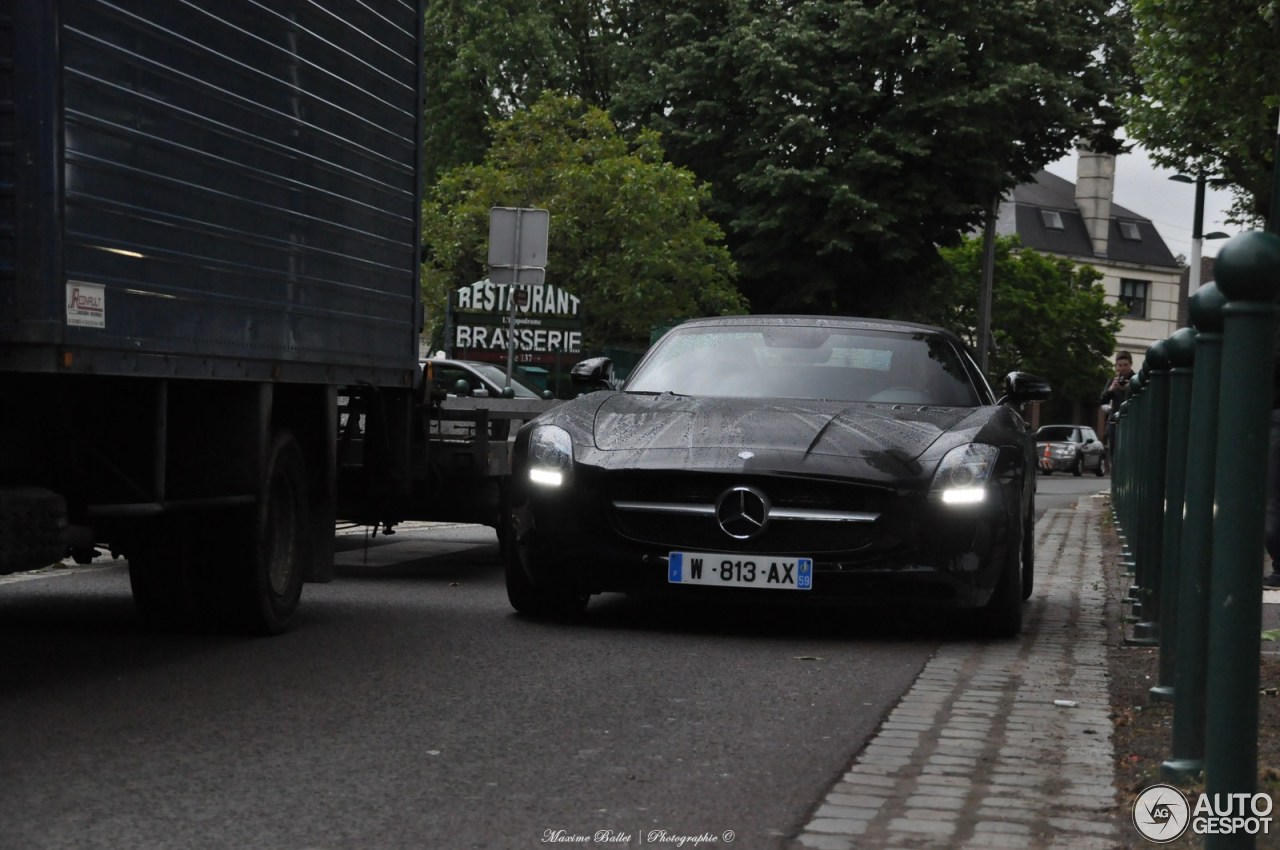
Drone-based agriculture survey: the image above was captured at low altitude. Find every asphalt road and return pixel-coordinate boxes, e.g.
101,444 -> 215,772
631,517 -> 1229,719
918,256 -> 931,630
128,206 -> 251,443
1034,469 -> 1110,520
0,524 -> 946,850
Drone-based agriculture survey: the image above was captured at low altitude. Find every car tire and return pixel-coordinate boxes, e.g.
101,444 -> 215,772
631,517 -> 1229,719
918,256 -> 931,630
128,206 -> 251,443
975,516 -> 1023,638
1096,454 -> 1108,477
1020,506 -> 1034,600
1042,469 -> 1052,476
1072,456 -> 1083,477
504,520 -> 589,619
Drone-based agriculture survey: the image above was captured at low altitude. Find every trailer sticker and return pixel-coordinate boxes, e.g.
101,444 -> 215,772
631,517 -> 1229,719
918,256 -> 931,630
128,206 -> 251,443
66,282 -> 105,328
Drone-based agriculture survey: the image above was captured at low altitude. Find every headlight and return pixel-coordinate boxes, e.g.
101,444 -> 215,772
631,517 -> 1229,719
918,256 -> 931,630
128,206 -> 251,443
528,425 -> 574,487
931,444 -> 999,505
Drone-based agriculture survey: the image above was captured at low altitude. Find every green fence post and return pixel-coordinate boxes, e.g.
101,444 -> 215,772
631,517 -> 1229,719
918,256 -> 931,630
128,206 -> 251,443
1162,283 -> 1226,780
1139,342 -> 1170,637
1205,232 -> 1280,849
1151,331 -> 1194,702
1127,373 -> 1151,629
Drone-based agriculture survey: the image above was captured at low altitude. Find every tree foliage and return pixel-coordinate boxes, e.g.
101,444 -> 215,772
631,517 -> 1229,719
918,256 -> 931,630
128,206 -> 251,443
925,236 -> 1123,405
421,94 -> 745,350
422,1 -> 621,182
608,0 -> 1131,317
1124,0 -> 1280,223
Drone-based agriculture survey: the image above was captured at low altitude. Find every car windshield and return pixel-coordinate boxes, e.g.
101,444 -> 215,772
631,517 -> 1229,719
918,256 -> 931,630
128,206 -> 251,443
1037,426 -> 1079,442
625,324 -> 982,406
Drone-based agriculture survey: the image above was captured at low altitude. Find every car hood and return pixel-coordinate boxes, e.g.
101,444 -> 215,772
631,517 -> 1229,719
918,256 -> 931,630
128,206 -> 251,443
590,393 -> 976,463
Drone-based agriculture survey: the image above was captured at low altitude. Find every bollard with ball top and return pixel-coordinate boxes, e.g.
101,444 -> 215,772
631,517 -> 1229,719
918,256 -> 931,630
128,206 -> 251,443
1162,282 -> 1226,781
1204,231 -> 1280,849
1151,330 -> 1195,703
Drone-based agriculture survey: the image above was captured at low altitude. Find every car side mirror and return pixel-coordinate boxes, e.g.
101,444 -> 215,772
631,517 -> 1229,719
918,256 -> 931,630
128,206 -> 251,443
472,387 -> 490,398
571,357 -> 615,390
999,371 -> 1051,405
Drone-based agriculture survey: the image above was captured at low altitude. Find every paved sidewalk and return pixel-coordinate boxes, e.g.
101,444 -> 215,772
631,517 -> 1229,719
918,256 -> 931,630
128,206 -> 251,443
791,497 -> 1118,849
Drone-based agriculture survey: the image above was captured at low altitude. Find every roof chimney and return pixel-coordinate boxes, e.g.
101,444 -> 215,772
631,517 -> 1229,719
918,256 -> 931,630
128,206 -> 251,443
1075,149 -> 1115,258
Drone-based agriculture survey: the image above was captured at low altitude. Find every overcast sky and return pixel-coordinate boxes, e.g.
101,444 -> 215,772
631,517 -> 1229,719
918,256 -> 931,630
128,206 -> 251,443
1044,147 -> 1245,262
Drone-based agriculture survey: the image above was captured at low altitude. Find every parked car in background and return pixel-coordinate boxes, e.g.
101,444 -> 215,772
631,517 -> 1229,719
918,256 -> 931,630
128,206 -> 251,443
423,357 -> 549,399
1034,425 -> 1107,477
504,315 -> 1052,637
421,358 -> 554,442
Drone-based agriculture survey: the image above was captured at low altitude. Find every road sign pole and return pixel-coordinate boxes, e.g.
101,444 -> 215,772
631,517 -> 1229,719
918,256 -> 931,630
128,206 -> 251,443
506,209 -> 524,389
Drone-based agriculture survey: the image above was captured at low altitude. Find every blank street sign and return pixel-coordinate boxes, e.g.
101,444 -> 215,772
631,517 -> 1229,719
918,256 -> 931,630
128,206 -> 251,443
488,207 -> 549,285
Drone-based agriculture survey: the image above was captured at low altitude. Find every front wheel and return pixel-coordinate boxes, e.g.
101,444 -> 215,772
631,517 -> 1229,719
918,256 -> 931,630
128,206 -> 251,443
1096,454 -> 1108,477
504,518 -> 588,619
1071,456 -> 1083,477
974,518 -> 1023,638
1021,508 -> 1035,601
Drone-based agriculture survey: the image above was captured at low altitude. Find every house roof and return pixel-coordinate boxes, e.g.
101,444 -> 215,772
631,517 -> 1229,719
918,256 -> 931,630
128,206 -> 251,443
999,169 -> 1179,269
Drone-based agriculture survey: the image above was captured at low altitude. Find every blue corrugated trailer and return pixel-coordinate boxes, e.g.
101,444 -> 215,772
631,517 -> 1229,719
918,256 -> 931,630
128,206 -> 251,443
0,0 -> 435,632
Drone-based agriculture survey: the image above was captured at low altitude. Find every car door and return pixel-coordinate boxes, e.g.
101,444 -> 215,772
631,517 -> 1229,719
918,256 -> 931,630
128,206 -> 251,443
1080,427 -> 1102,469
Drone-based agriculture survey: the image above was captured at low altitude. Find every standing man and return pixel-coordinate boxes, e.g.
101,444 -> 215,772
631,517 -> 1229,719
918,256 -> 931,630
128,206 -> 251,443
1100,350 -> 1134,460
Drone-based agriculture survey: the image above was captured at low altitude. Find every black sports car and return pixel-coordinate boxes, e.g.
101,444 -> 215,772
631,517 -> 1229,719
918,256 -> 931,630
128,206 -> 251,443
503,316 -> 1050,635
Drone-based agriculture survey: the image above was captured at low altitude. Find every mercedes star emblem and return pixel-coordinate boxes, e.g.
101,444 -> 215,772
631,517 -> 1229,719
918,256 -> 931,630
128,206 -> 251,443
716,486 -> 770,540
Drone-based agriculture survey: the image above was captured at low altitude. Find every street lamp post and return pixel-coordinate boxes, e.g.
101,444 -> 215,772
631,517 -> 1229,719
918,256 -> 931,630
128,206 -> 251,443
1170,173 -> 1230,294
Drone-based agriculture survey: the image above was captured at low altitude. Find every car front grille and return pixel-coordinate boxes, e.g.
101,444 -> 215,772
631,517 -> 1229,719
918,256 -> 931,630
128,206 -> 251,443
604,472 -> 899,555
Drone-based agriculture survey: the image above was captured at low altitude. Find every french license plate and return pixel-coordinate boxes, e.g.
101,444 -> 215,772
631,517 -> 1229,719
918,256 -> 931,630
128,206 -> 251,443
667,552 -> 813,590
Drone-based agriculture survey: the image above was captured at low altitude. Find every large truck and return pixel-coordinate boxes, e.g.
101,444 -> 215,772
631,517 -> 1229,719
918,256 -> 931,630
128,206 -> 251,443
0,1 -> 543,633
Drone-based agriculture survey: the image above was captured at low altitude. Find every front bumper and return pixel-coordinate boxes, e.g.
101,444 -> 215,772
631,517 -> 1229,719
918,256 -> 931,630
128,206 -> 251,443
512,467 -> 1019,610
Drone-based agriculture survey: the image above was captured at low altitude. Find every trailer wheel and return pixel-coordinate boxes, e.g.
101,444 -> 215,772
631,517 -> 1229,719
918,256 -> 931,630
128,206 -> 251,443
219,432 -> 309,634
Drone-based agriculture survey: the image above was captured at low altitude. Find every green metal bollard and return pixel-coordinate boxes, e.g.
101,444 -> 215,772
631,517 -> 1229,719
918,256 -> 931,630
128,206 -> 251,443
1151,331 -> 1195,702
1112,399 -> 1137,599
1204,231 -> 1280,850
1127,374 -> 1150,625
1132,366 -> 1167,645
1119,397 -> 1134,544
1162,282 -> 1226,780
1140,342 -> 1171,630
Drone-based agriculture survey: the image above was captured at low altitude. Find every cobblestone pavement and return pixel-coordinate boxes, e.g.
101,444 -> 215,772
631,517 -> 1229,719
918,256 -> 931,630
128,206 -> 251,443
791,497 -> 1118,849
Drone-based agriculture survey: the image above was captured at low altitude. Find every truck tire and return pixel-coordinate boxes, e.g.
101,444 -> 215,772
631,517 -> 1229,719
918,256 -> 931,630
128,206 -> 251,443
217,432 -> 310,634
0,488 -> 67,575
130,434 -> 308,634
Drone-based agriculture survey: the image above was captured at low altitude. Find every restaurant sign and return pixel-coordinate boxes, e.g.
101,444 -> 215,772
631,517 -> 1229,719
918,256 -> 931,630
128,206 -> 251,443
450,279 -> 584,365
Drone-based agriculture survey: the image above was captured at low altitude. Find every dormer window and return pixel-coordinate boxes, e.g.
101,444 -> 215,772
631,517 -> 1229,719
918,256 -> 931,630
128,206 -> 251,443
1119,221 -> 1142,241
1040,210 -> 1064,230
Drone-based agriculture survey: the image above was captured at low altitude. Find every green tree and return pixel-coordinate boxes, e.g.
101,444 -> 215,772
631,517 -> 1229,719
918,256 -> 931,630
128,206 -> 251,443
608,0 -> 1131,317
421,93 -> 746,350
925,236 -> 1123,405
1124,0 -> 1280,223
422,1 -> 622,183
